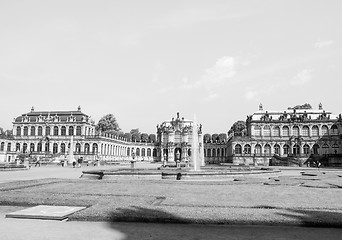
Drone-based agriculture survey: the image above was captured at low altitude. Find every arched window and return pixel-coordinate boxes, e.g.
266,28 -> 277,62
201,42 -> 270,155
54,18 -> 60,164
302,126 -> 309,136
332,144 -> 339,154
147,148 -> 151,156
322,125 -> 328,136
84,143 -> 90,154
312,126 -> 319,137
142,148 -> 146,157
303,144 -> 310,155
30,143 -> 35,152
313,144 -> 319,154
212,149 -> 216,157
37,142 -> 42,152
60,143 -> 66,153
254,144 -> 262,155
0,142 -> 4,151
292,126 -> 299,136
30,126 -> 35,136
54,126 -> 59,136
16,143 -> 20,152
61,126 -> 66,136
331,125 -> 339,135
234,144 -> 242,154
244,144 -> 251,154
273,126 -> 280,137
7,143 -> 11,152
254,126 -> 261,136
127,147 -> 130,156
23,126 -> 28,136
207,149 -> 211,157
274,144 -> 280,155
53,143 -> 58,154
293,144 -> 300,155
38,126 -> 43,136
153,149 -> 157,157
322,143 -> 329,154
92,143 -> 98,153
16,126 -> 21,136
45,143 -> 49,152
264,144 -> 271,156
263,126 -> 271,136
23,143 -> 27,153
282,126 -> 289,136
75,143 -> 81,153
46,126 -> 51,136
76,126 -> 81,136
283,144 -> 290,155
69,126 -> 74,136
136,148 -> 140,156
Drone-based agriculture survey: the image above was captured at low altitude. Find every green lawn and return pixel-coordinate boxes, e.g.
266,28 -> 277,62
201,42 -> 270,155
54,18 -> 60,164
1,171 -> 342,226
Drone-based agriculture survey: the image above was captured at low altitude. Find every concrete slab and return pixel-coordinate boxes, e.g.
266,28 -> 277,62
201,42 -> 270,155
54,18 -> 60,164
6,205 -> 86,220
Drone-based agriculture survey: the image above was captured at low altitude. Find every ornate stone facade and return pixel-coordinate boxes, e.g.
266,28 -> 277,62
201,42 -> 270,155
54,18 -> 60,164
227,103 -> 342,166
0,107 -> 156,163
156,112 -> 204,164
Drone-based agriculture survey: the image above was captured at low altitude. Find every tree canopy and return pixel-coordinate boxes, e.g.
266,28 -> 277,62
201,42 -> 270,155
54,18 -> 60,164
124,133 -> 132,142
203,134 -> 211,143
96,114 -> 120,133
218,133 -> 227,142
228,120 -> 246,136
148,134 -> 156,143
141,133 -> 149,142
130,128 -> 141,142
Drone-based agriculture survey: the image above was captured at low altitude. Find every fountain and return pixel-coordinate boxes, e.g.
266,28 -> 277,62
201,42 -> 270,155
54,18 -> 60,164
81,114 -> 280,180
191,114 -> 203,171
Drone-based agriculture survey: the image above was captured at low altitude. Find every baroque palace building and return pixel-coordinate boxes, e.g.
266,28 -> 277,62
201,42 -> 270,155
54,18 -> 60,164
0,108 -> 215,165
156,112 -> 204,163
2,105 -> 341,167
0,106 -> 158,163
227,103 -> 342,166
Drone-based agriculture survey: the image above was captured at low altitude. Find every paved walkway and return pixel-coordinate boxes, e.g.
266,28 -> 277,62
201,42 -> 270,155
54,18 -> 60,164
1,206 -> 342,240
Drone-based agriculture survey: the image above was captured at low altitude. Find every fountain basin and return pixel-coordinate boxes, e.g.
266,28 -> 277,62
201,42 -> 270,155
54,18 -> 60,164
81,167 -> 280,180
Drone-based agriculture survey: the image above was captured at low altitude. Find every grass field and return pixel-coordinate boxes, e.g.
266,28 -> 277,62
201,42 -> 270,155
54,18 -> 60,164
1,167 -> 342,226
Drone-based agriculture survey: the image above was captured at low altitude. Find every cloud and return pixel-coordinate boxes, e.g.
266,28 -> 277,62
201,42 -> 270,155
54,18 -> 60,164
181,56 -> 248,90
202,56 -> 237,86
157,86 -> 173,94
202,93 -> 219,102
245,89 -> 258,101
291,69 -> 313,85
315,40 -> 334,49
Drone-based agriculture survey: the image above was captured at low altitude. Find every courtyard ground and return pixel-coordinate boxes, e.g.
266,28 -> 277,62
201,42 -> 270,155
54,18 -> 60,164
0,162 -> 342,239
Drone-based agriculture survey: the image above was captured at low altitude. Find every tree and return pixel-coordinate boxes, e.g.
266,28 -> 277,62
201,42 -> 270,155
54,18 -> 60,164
228,120 -> 246,136
212,134 -> 219,142
203,134 -> 211,143
124,133 -> 132,142
141,133 -> 149,142
218,133 -> 227,143
96,114 -> 120,133
148,134 -> 156,143
130,128 -> 141,142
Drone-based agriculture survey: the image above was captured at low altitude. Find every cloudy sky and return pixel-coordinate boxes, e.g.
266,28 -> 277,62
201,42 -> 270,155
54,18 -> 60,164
0,0 -> 341,134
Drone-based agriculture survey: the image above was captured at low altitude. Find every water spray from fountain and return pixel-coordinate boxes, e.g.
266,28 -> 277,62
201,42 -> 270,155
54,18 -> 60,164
191,114 -> 200,171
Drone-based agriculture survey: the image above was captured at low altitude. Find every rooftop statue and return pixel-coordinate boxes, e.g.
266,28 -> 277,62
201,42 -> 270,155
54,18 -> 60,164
287,103 -> 312,110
